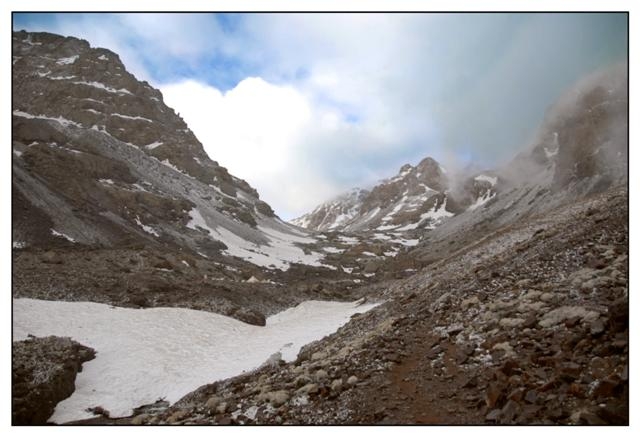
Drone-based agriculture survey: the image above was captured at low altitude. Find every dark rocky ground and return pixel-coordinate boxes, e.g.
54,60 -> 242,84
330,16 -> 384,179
70,184 -> 627,425
12,336 -> 96,425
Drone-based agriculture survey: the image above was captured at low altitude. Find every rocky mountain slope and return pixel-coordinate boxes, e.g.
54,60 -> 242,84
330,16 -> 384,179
12,29 -> 627,425
99,62 -> 626,425
12,30 -> 373,323
136,185 -> 627,425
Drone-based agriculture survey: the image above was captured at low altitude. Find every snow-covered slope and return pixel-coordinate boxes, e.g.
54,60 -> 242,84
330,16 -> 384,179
13,298 -> 379,423
12,30 -> 327,272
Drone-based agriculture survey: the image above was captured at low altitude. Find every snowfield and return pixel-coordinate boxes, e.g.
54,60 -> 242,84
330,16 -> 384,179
13,298 -> 379,423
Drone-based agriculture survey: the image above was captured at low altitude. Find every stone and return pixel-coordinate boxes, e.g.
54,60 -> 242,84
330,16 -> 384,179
508,388 -> 526,402
269,390 -> 290,407
292,365 -> 306,375
296,383 -> 319,395
485,409 -> 501,421
347,375 -> 358,386
216,402 -> 228,414
501,400 -> 520,423
446,324 -> 464,336
485,382 -> 504,408
130,414 -> 149,425
524,390 -> 538,404
460,296 -> 480,310
330,379 -> 343,392
426,345 -> 443,359
205,396 -> 222,412
499,318 -> 525,328
315,369 -> 329,381
258,390 -> 290,407
523,290 -> 542,300
311,351 -> 327,361
607,299 -> 627,333
539,292 -> 554,303
500,359 -> 520,376
522,315 -> 538,329
591,378 -> 621,399
538,306 -> 599,328
590,319 -> 605,336
558,362 -> 582,381
596,402 -> 628,425
492,341 -> 516,358
461,375 -> 478,388
166,409 -> 188,424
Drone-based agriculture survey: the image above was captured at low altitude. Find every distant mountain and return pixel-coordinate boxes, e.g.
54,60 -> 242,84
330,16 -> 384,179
291,156 -> 500,233
292,64 -> 627,239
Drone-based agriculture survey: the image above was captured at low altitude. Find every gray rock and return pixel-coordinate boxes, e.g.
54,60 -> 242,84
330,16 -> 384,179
330,379 -> 343,392
315,369 -> 329,381
296,383 -> 319,395
205,395 -> 222,411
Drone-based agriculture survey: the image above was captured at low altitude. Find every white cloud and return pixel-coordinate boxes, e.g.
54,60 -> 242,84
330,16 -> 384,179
160,78 -> 341,219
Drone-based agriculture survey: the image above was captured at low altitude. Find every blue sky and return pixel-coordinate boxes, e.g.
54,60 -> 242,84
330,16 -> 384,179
13,13 -> 627,219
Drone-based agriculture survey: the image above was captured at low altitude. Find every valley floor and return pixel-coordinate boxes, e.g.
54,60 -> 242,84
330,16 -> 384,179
12,185 -> 628,425
130,185 -> 628,425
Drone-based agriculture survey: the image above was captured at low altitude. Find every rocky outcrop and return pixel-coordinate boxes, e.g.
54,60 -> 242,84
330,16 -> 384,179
12,336 -> 96,425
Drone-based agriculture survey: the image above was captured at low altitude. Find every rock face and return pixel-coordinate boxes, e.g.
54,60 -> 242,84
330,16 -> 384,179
12,336 -> 96,425
11,30 -> 324,273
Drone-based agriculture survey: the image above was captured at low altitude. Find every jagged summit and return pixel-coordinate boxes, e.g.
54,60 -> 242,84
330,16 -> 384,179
291,155 -> 460,233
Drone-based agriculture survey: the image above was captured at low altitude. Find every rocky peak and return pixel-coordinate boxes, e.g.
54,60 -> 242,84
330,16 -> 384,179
292,156 -> 454,232
13,30 -> 336,275
12,31 -> 264,205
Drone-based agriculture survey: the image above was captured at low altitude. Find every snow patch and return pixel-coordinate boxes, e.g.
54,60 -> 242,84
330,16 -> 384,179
49,75 -> 76,81
12,110 -> 82,128
134,216 -> 159,237
51,229 -> 75,243
56,55 -> 79,65
474,174 -> 498,186
13,298 -> 379,423
72,81 -> 133,95
186,208 -> 216,235
468,191 -> 496,211
111,113 -> 153,123
323,247 -> 345,254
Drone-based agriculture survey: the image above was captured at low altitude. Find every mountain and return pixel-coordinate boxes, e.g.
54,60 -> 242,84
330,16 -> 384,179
12,30 -> 628,425
291,156 -> 500,233
292,64 -> 627,243
147,62 -> 627,426
11,31 -> 356,323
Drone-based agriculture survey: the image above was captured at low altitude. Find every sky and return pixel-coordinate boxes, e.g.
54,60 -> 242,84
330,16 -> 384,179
12,13 -> 627,220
